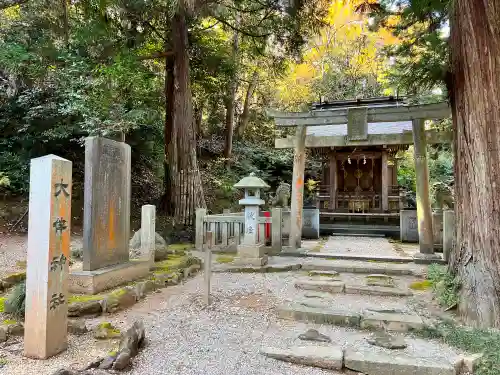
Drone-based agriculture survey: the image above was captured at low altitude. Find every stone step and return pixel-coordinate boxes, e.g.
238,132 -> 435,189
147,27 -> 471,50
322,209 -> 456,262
295,279 -> 345,293
278,303 -> 424,332
278,303 -> 361,328
261,344 -> 461,375
307,252 -> 414,264
260,345 -> 343,370
301,262 -> 425,276
294,278 -> 413,297
344,346 -> 460,375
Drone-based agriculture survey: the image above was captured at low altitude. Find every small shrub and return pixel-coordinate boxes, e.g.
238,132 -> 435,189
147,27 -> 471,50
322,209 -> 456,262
427,264 -> 460,308
4,281 -> 26,317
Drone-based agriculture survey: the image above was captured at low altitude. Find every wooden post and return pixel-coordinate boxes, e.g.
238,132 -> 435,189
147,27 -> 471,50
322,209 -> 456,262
289,125 -> 307,250
412,119 -> 435,255
195,208 -> 206,251
271,207 -> 282,253
329,151 -> 337,210
381,150 -> 389,212
204,231 -> 213,306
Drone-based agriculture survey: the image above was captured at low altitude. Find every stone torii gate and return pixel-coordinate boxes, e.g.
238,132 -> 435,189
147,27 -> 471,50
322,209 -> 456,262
268,100 -> 452,260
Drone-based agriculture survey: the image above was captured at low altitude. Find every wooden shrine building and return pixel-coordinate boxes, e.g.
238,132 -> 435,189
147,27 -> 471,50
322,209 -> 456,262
268,96 -> 452,257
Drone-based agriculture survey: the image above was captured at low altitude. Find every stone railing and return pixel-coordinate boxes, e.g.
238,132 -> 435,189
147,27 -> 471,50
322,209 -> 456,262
195,208 -> 283,252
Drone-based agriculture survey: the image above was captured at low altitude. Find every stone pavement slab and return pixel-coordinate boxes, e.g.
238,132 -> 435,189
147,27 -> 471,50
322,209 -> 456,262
295,278 -> 345,293
260,345 -> 344,370
344,346 -> 460,375
361,310 -> 424,332
278,303 -> 361,327
345,284 -> 413,297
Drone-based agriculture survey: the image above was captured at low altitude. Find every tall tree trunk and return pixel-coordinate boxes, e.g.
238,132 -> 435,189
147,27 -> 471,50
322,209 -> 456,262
194,99 -> 204,139
61,0 -> 69,47
170,7 -> 206,226
236,70 -> 258,138
162,54 -> 175,215
223,24 -> 239,162
450,0 -> 500,328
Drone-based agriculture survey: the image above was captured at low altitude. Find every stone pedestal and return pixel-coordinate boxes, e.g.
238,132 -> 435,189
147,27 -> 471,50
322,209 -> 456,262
400,210 -> 418,242
24,155 -> 72,359
141,205 -> 156,266
82,136 -> 131,271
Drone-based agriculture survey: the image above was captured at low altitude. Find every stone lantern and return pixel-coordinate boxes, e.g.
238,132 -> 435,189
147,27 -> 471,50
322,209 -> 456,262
233,172 -> 270,266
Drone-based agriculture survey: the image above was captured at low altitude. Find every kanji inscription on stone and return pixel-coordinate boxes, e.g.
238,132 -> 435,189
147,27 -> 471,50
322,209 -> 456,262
24,154 -> 72,359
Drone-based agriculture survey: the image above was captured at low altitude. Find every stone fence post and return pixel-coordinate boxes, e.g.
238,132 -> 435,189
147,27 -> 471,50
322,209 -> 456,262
195,208 -> 206,251
443,210 -> 455,263
271,207 -> 283,253
141,204 -> 156,266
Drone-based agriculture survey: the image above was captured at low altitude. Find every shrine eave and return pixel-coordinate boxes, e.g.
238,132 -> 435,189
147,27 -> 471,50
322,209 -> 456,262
275,130 -> 452,149
267,102 -> 451,127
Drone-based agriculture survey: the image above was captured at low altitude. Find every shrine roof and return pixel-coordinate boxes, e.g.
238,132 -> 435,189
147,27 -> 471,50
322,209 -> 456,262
306,121 -> 413,137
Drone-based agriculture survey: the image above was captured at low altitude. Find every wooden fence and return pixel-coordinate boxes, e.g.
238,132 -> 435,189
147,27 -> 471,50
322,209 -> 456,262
195,208 -> 283,253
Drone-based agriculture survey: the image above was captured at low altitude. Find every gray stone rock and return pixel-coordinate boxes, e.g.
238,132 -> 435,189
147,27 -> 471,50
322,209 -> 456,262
298,329 -> 331,343
68,301 -> 103,317
345,284 -> 412,297
68,320 -> 88,335
92,323 -> 121,340
102,287 -> 137,313
366,331 -> 407,349
84,358 -> 104,370
129,231 -> 169,261
260,345 -> 343,370
7,323 -> 24,336
71,248 -> 83,260
119,321 -> 145,357
113,349 -> 132,370
0,325 -> 8,342
51,370 -> 79,375
98,355 -> 117,369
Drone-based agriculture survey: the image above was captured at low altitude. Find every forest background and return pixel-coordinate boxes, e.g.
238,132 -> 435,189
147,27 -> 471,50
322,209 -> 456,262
0,0 -> 453,238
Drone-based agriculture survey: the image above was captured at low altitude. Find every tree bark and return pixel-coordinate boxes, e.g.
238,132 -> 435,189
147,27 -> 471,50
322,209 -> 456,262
162,54 -> 175,215
236,69 -> 258,138
170,6 -> 206,226
223,24 -> 239,162
450,0 -> 500,328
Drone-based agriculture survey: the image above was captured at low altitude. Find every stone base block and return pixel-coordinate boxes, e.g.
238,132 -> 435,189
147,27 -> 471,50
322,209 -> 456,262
345,285 -> 412,297
413,253 -> 446,265
278,304 -> 361,327
69,260 -> 150,294
233,256 -> 268,267
237,244 -> 267,258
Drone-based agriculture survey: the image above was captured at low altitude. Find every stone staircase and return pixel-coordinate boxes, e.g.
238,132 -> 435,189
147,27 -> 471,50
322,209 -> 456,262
260,264 -> 470,375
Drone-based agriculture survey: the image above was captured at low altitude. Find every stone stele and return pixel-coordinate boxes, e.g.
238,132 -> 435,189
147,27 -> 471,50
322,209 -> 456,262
24,155 -> 72,359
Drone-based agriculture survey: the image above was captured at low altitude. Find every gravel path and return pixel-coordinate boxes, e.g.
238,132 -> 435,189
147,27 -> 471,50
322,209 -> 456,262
1,270 -> 463,375
321,236 -> 404,257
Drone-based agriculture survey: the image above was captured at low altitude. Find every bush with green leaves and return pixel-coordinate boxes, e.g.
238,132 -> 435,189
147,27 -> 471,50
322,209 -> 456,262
427,264 -> 460,309
4,280 -> 26,317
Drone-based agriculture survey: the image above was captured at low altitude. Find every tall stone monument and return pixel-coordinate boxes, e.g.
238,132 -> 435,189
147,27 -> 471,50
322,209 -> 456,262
69,137 -> 149,294
24,155 -> 71,359
233,173 -> 269,266
83,136 -> 131,270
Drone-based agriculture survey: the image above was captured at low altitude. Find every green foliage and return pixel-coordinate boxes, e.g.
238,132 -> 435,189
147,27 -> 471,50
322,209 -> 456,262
427,264 -> 460,309
4,280 -> 26,317
373,0 -> 450,94
416,319 -> 497,375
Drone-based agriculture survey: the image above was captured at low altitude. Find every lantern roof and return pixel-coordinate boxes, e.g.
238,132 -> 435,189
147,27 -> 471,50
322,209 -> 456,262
234,172 -> 270,189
